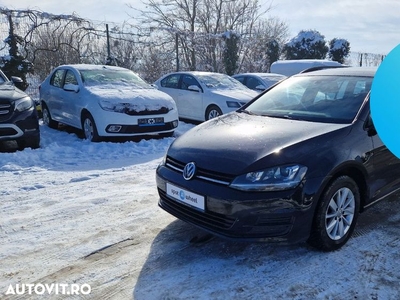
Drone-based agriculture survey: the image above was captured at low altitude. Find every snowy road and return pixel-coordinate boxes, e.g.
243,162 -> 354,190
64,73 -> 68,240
1,121 -> 400,299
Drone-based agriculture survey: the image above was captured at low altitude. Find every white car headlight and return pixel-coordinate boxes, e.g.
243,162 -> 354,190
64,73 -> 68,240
98,100 -> 116,112
230,164 -> 307,191
15,96 -> 34,112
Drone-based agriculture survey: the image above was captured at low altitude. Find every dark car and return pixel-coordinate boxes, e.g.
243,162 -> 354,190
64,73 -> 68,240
156,67 -> 400,251
233,73 -> 287,92
0,70 -> 40,150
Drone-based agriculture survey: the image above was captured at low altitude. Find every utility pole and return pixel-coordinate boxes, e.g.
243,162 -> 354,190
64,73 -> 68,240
175,32 -> 180,71
106,24 -> 112,65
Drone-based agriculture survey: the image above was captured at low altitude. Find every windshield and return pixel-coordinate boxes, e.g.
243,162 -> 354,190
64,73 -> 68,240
80,69 -> 151,89
243,75 -> 372,124
196,73 -> 248,90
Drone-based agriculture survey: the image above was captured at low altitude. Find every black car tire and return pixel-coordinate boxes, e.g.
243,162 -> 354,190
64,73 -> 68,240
17,135 -> 40,150
205,105 -> 222,120
308,176 -> 360,251
42,105 -> 58,129
82,114 -> 100,142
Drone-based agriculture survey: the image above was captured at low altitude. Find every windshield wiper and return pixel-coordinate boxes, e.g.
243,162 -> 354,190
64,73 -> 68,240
239,109 -> 256,115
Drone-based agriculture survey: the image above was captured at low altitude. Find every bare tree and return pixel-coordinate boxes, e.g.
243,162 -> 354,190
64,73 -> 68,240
133,0 -> 284,75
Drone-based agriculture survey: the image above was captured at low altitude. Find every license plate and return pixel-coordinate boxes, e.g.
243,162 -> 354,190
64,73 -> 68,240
138,117 -> 164,126
166,183 -> 205,211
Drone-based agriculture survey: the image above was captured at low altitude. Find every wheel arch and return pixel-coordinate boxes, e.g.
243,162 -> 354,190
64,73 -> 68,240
80,108 -> 92,129
204,104 -> 222,120
316,163 -> 368,213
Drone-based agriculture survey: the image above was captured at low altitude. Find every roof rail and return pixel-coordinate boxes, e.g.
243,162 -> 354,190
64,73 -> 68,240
299,65 -> 349,74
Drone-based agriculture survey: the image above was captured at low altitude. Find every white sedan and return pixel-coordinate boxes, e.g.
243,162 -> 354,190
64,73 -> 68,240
39,64 -> 179,141
154,71 -> 258,121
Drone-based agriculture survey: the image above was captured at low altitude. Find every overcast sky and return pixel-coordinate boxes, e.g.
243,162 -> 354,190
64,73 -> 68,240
1,0 -> 399,54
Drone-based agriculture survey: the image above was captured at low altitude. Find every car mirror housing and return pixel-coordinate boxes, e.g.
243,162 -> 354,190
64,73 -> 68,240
63,83 -> 79,93
188,85 -> 201,92
365,115 -> 377,137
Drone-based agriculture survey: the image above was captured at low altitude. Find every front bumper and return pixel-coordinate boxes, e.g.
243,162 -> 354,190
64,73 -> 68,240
0,107 -> 39,141
93,108 -> 179,137
156,163 -> 322,244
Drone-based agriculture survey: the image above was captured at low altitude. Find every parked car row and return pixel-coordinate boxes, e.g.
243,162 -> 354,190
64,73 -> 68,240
2,63 -> 284,147
38,66 -> 265,141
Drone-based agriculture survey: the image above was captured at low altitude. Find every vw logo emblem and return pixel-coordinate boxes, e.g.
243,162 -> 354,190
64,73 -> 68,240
183,162 -> 196,180
148,118 -> 155,124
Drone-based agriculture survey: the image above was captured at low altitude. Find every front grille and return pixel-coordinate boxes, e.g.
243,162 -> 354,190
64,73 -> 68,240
112,121 -> 176,134
159,188 -> 236,230
166,156 -> 234,185
0,101 -> 12,122
124,107 -> 170,116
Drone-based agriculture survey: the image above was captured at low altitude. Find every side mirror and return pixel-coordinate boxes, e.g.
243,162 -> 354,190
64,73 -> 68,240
255,85 -> 265,91
188,85 -> 201,92
64,83 -> 79,93
10,76 -> 26,91
365,115 -> 377,137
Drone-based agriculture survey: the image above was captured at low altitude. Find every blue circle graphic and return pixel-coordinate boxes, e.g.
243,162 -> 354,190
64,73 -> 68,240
370,44 -> 400,159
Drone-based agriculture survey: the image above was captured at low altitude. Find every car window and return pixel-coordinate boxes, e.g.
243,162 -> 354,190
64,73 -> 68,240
244,75 -> 373,124
234,76 -> 245,84
196,73 -> 248,90
181,75 -> 200,90
64,70 -> 78,85
80,69 -> 150,89
160,74 -> 180,89
247,77 -> 262,90
50,69 -> 66,88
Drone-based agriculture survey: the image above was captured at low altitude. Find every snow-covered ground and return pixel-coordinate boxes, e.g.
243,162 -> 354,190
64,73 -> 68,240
1,120 -> 400,299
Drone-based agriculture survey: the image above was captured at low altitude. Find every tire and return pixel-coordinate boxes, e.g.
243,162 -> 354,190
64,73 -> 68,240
17,135 -> 40,150
42,104 -> 58,129
82,114 -> 101,142
205,105 -> 222,121
308,176 -> 360,251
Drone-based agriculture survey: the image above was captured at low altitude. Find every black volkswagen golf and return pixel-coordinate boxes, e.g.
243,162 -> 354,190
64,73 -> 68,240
156,67 -> 400,251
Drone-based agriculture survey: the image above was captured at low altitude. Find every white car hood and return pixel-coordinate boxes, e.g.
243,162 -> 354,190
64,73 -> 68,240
86,85 -> 176,112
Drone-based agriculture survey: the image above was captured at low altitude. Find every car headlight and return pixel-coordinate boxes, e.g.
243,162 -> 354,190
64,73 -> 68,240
15,96 -> 34,112
226,101 -> 242,108
99,100 -> 117,112
230,164 -> 307,191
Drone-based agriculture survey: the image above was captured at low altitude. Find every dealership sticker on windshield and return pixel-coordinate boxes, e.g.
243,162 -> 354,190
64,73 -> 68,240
166,183 -> 205,211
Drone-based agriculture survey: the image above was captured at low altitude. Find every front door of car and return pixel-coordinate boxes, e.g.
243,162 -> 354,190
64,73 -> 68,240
365,114 -> 400,203
46,69 -> 66,121
176,75 -> 203,120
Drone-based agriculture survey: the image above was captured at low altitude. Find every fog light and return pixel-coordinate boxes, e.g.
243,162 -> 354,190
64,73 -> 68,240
172,120 -> 179,128
107,125 -> 122,133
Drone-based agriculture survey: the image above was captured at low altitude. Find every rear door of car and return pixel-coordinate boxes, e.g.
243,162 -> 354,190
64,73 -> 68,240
159,74 -> 183,115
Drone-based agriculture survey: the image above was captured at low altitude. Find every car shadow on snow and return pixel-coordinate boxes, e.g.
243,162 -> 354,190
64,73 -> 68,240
132,193 -> 400,299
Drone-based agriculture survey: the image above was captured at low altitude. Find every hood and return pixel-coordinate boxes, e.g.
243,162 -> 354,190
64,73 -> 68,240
212,88 -> 258,101
168,112 -> 351,175
0,83 -> 28,101
86,85 -> 176,113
